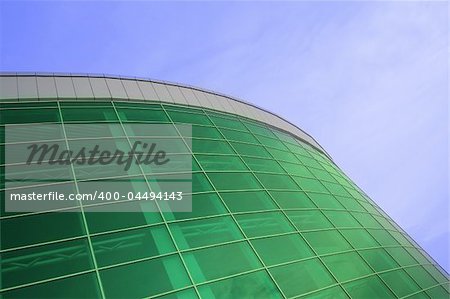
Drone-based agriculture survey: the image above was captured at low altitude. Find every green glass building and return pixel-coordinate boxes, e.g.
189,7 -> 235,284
0,73 -> 448,298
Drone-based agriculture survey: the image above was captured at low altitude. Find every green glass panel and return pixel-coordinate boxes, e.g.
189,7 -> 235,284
169,216 -> 243,250
196,154 -> 247,171
219,128 -> 258,143
192,172 -> 214,193
243,122 -> 276,138
422,264 -> 449,284
279,161 -> 314,178
255,173 -> 298,190
85,201 -> 162,233
207,172 -> 261,191
385,247 -> 418,266
406,247 -> 431,265
368,229 -> 399,246
308,193 -> 344,209
284,143 -> 312,157
234,212 -> 295,237
61,107 -> 118,122
198,270 -> 282,299
191,125 -> 223,139
352,212 -> 383,229
230,141 -> 271,158
1,238 -> 93,289
166,110 -> 212,126
296,155 -> 323,169
335,196 -> 366,212
267,148 -> 298,163
322,251 -> 373,282
0,108 -> 60,124
1,211 -> 85,249
209,114 -> 247,131
183,241 -> 261,283
242,156 -> 285,173
117,107 -> 169,122
301,286 -> 349,299
310,168 -> 337,183
220,190 -> 276,212
269,191 -> 315,209
380,269 -> 421,297
340,229 -> 379,249
294,178 -> 329,193
192,139 -> 234,154
359,248 -> 399,272
92,225 -> 175,267
165,192 -> 227,221
269,258 -> 335,297
323,210 -> 361,228
426,285 -> 450,298
286,210 -> 333,231
0,273 -> 101,299
405,265 -> 439,289
343,276 -> 395,299
255,135 -> 289,151
100,254 -> 191,298
303,230 -> 352,255
321,181 -> 351,197
251,233 -> 313,266
273,130 -> 298,145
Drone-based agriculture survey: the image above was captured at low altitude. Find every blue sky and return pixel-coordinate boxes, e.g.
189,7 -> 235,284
1,1 -> 448,271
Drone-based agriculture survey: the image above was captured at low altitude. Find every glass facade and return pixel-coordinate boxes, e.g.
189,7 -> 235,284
0,99 -> 449,299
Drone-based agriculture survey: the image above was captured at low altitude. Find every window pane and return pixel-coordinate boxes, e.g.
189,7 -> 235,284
295,178 -> 329,194
235,212 -> 295,238
167,110 -> 212,126
255,173 -> 299,190
340,229 -> 380,249
405,265 -> 439,289
219,128 -> 258,143
308,192 -> 344,210
1,273 -> 101,299
117,108 -> 169,122
183,242 -> 261,283
344,276 -> 395,299
1,212 -> 85,249
380,269 -> 421,297
322,251 -> 373,282
169,216 -> 243,250
220,191 -> 276,212
207,172 -> 261,191
359,248 -> 399,272
251,233 -> 313,266
279,162 -> 314,178
192,139 -> 234,154
269,191 -> 315,209
301,286 -> 349,299
386,247 -> 418,267
191,125 -> 222,139
196,154 -> 247,171
209,114 -> 248,131
286,210 -> 333,231
92,225 -> 175,267
1,238 -> 93,289
100,254 -> 191,298
230,142 -> 271,158
324,211 -> 361,228
198,270 -> 282,299
1,108 -> 60,124
165,192 -> 227,221
303,230 -> 352,255
61,107 -> 118,122
242,156 -> 285,173
270,258 -> 335,297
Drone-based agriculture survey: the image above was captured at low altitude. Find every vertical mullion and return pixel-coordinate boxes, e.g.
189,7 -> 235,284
56,101 -> 107,299
110,101 -> 202,299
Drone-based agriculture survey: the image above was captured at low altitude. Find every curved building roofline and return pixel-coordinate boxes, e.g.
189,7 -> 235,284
0,72 -> 332,159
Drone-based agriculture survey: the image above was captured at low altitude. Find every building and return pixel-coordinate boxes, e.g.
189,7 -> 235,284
0,73 -> 448,298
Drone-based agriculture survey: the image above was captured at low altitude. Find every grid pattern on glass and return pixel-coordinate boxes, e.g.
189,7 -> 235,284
0,101 -> 448,299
